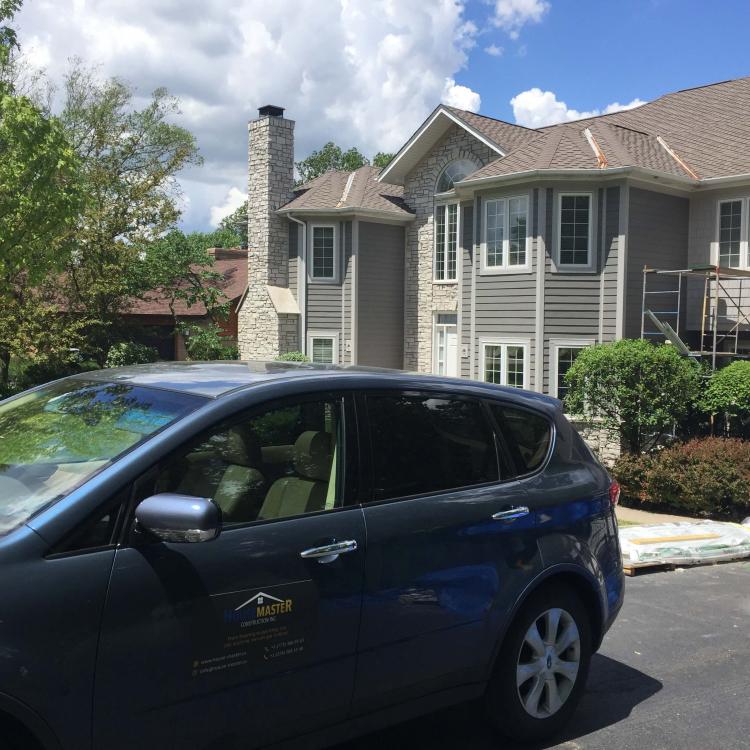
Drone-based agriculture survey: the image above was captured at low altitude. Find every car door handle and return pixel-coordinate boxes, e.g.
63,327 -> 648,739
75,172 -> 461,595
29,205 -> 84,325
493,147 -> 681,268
492,506 -> 530,522
300,540 -> 358,563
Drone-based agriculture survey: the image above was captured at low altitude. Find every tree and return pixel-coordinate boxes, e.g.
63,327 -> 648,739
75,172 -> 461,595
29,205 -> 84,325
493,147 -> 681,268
58,62 -> 201,363
138,228 -> 238,327
565,339 -> 701,454
295,142 -> 369,185
218,202 -> 247,247
0,0 -> 81,385
698,361 -> 750,436
0,0 -> 21,86
372,151 -> 394,168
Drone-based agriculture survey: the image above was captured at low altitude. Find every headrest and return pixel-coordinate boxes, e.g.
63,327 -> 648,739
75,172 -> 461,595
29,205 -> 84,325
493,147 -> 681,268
217,425 -> 261,468
294,431 -> 332,481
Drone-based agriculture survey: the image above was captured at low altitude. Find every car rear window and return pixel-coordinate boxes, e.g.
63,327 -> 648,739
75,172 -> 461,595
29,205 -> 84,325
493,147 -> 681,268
365,392 -> 498,501
490,403 -> 552,475
0,379 -> 203,536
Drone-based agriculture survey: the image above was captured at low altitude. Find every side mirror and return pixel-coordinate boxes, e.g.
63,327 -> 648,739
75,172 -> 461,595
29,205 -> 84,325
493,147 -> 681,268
135,493 -> 221,543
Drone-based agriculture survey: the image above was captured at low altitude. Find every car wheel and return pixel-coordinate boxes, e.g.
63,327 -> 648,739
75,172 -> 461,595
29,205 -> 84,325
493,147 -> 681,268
485,584 -> 592,744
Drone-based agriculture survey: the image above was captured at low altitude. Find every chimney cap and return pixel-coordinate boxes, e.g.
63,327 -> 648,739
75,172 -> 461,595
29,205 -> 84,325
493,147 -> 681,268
258,104 -> 285,118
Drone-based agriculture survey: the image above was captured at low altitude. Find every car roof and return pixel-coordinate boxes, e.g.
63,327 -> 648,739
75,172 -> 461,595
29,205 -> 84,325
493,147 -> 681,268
75,360 -> 560,408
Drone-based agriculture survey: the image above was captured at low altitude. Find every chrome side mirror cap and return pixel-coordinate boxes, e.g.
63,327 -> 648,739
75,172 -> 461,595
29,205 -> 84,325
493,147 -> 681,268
135,493 -> 221,543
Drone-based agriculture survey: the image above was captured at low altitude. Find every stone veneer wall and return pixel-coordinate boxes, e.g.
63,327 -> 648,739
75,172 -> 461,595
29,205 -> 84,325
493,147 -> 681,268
402,124 -> 494,372
569,417 -> 621,466
238,114 -> 298,359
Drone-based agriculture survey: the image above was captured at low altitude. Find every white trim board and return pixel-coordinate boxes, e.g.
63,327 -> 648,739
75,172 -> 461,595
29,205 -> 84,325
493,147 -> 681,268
549,338 -> 595,398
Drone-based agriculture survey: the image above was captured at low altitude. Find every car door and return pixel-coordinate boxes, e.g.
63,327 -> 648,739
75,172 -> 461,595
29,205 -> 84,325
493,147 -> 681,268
93,392 -> 366,750
352,389 -> 544,713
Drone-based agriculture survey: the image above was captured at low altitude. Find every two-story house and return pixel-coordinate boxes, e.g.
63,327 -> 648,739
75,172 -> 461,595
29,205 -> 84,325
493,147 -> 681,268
237,77 -> 750,398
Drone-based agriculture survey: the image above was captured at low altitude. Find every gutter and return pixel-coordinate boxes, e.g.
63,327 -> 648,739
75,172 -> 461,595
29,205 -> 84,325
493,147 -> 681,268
454,165 -> 699,193
277,206 -> 415,224
287,213 -> 307,355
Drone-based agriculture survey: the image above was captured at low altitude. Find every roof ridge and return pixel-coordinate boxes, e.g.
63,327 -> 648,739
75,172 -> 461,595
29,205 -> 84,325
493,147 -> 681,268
445,105 -> 540,132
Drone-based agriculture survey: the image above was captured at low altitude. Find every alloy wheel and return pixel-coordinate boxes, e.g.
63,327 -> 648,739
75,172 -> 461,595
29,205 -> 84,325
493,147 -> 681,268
515,607 -> 581,719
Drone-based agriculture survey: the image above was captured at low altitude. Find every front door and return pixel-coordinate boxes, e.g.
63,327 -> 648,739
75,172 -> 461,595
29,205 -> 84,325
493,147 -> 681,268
94,392 -> 365,750
352,390 -> 542,712
434,313 -> 458,377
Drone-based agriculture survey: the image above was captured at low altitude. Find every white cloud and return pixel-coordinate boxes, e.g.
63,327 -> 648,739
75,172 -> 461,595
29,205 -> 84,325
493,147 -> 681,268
441,78 -> 481,111
510,87 -> 646,128
210,186 -> 248,228
16,0 -> 482,230
491,0 -> 550,39
484,44 -> 504,57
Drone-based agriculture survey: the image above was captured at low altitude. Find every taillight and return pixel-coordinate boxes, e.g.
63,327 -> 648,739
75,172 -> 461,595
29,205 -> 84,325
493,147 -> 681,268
609,480 -> 621,507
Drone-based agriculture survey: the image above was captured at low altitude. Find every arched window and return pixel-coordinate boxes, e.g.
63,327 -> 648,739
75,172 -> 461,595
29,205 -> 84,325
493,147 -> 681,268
436,159 -> 477,193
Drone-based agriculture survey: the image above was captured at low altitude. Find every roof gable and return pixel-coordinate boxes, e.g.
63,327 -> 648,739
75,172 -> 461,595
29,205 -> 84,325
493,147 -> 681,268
377,105 -> 536,186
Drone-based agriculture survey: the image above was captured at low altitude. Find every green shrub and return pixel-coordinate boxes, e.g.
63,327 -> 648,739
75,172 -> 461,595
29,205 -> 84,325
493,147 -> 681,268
105,342 -> 159,368
699,361 -> 750,436
565,339 -> 701,453
182,324 -> 239,361
17,357 -> 99,390
275,351 -> 309,363
612,437 -> 750,519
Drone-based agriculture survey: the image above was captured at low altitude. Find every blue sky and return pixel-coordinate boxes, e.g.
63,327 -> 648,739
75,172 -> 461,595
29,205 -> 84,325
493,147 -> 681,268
462,0 -> 750,124
16,0 -> 750,232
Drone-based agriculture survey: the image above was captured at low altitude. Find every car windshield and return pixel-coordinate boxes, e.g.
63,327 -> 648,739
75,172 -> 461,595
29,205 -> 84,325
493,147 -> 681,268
0,379 -> 204,536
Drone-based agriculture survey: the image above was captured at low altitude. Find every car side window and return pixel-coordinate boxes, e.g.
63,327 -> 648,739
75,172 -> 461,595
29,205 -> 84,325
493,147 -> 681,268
365,392 -> 498,501
154,396 -> 344,525
490,403 -> 551,475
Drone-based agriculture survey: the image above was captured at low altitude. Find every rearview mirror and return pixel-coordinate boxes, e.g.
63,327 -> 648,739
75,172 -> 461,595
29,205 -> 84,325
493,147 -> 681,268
135,493 -> 221,543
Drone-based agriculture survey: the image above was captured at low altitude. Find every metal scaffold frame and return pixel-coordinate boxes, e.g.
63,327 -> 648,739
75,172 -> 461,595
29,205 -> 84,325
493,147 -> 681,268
641,264 -> 750,370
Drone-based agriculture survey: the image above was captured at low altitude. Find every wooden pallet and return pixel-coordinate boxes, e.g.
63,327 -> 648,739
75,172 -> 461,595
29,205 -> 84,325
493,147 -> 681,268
623,555 -> 750,577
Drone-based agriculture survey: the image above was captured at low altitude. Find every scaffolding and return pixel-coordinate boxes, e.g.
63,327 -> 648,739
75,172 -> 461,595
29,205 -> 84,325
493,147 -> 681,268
641,264 -> 750,370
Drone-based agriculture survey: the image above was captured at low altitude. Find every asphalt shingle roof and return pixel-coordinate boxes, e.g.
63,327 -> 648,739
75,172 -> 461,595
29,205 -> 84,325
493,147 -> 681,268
281,165 -> 413,217
467,77 -> 750,182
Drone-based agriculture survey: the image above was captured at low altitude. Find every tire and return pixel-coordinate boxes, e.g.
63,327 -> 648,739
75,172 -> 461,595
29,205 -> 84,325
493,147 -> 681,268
485,584 -> 592,744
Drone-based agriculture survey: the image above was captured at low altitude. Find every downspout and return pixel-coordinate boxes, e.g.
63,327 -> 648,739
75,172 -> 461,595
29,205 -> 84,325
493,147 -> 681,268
288,213 -> 307,355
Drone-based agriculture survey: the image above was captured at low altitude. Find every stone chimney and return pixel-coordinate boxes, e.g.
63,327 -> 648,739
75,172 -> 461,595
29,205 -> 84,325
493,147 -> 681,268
237,104 -> 298,359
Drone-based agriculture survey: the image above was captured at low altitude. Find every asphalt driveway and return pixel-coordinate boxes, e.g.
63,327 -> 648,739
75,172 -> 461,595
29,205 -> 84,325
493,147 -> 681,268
339,561 -> 750,750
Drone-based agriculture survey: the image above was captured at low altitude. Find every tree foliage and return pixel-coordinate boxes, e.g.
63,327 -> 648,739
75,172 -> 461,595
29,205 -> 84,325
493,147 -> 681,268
698,360 -> 750,435
57,62 -> 201,363
181,323 -> 238,361
372,151 -> 394,168
219,202 -> 247,247
137,228 -> 239,324
565,339 -> 701,454
295,141 -> 369,185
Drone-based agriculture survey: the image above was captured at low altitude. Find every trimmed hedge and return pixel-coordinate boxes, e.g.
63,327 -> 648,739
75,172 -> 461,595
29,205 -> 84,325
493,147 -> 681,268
613,437 -> 750,520
105,342 -> 159,368
275,351 -> 309,363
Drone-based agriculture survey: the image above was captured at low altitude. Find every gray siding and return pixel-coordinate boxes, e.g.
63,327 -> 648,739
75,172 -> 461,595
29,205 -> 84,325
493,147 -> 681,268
357,221 -> 405,369
686,185 -> 750,334
600,186 -> 620,341
626,187 -> 689,339
460,204 -> 473,378
305,219 -> 351,362
472,188 -> 537,385
288,221 -> 298,301
542,185 -> 603,393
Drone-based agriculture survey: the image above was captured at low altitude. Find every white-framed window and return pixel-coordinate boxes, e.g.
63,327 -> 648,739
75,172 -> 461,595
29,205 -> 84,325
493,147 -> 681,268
716,198 -> 748,269
310,224 -> 338,281
557,192 -> 594,270
481,194 -> 530,272
481,339 -> 529,389
433,313 -> 458,376
307,331 -> 339,364
550,339 -> 594,400
434,203 -> 459,282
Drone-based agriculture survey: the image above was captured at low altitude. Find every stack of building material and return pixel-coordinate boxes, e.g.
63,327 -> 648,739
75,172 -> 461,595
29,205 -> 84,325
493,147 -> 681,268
620,521 -> 750,574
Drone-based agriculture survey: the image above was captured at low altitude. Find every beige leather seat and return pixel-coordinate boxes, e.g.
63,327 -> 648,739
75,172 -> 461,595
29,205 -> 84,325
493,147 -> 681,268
258,431 -> 332,520
176,425 -> 265,522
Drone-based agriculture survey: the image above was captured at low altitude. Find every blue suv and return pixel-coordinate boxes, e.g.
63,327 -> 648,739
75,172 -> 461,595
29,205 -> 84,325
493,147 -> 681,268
0,362 -> 623,749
